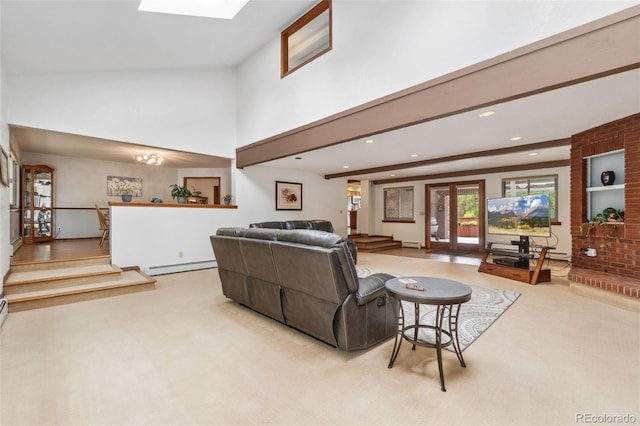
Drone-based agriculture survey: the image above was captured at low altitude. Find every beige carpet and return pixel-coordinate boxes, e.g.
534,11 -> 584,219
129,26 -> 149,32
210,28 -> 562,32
1,252 -> 639,426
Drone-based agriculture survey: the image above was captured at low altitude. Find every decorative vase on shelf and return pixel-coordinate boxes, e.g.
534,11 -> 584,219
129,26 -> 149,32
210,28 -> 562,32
601,171 -> 615,186
121,194 -> 133,202
177,197 -> 187,204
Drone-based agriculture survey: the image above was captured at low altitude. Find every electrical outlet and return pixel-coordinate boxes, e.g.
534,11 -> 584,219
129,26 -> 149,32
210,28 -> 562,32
179,251 -> 183,258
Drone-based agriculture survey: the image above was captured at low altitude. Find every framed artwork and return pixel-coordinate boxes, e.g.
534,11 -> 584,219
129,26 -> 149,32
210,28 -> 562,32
107,176 -> 143,197
276,181 -> 302,210
0,147 -> 8,187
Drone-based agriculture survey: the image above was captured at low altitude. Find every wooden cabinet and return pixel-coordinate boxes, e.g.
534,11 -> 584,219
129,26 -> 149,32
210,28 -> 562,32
22,165 -> 54,243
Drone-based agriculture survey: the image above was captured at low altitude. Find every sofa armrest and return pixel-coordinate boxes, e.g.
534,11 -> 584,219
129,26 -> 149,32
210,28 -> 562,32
356,273 -> 395,306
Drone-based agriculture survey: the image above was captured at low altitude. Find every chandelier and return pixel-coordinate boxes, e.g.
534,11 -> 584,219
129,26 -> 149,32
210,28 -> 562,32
136,153 -> 164,165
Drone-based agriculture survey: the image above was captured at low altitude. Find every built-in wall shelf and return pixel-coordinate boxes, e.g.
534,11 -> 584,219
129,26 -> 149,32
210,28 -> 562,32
585,150 -> 625,220
586,183 -> 625,192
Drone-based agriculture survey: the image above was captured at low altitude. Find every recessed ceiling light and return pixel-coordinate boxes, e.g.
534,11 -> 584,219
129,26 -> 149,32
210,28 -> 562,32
343,165 -> 349,169
365,139 -> 374,144
390,174 -> 395,177
479,111 -> 496,118
295,157 -> 303,160
510,136 -> 522,141
410,154 -> 418,158
138,0 -> 250,19
528,152 -> 539,156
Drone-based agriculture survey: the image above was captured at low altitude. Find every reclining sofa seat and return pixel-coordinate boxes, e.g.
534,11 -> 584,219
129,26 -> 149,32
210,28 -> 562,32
210,227 -> 395,351
249,220 -> 358,263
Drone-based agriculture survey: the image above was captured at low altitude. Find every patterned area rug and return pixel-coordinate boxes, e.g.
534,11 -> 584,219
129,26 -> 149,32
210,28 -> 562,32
357,267 -> 520,352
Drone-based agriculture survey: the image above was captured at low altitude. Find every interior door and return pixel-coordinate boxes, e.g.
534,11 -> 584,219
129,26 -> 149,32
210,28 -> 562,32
426,180 -> 485,252
183,176 -> 220,204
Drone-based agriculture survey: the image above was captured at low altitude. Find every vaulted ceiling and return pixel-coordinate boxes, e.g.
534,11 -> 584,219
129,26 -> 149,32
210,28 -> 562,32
2,1 -> 639,178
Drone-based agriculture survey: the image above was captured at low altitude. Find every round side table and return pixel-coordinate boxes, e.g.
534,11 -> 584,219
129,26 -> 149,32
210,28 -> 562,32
385,276 -> 472,392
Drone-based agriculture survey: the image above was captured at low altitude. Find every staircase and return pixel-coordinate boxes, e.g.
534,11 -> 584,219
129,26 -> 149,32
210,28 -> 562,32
4,255 -> 156,313
350,234 -> 403,253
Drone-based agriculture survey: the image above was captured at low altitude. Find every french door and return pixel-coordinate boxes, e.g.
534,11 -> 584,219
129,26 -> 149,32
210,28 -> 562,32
425,180 -> 485,252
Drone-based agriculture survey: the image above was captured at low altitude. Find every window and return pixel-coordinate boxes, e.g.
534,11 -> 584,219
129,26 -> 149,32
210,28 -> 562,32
502,175 -> 558,223
281,0 -> 331,77
384,186 -> 414,222
8,149 -> 19,208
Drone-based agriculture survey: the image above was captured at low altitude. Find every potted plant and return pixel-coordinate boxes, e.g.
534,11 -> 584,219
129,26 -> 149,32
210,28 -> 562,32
118,187 -> 133,202
169,184 -> 192,204
579,207 -> 624,238
222,194 -> 232,205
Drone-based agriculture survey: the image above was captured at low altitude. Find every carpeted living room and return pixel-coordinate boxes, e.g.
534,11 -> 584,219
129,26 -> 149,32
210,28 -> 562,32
1,2 -> 640,425
1,251 -> 638,425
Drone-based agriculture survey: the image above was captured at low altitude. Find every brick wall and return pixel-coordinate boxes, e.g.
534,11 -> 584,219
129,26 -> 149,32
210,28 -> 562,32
569,113 -> 640,298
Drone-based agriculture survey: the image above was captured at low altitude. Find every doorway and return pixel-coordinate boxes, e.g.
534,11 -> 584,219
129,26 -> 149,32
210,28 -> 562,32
347,180 -> 361,235
183,177 -> 220,204
426,180 -> 485,252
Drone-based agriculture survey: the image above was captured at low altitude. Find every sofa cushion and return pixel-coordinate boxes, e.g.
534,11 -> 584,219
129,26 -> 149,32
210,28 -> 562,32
272,243 -> 348,303
216,227 -> 248,237
245,228 -> 281,241
249,221 -> 285,229
336,241 -> 359,293
284,220 -> 313,230
356,273 -> 395,306
308,220 -> 334,233
277,229 -> 344,247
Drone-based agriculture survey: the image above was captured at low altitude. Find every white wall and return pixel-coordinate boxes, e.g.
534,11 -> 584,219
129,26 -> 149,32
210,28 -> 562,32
6,68 -> 237,158
234,165 -> 349,236
110,165 -> 351,274
0,1 -> 8,293
110,205 -> 239,275
371,167 -> 571,259
236,1 -> 638,146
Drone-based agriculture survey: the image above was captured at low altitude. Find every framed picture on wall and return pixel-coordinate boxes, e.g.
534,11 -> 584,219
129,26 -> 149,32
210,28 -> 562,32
275,181 -> 302,210
0,147 -> 8,187
107,176 -> 143,197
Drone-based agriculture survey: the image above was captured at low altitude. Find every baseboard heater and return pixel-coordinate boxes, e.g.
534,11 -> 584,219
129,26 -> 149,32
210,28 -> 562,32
146,260 -> 217,276
402,241 -> 422,249
0,299 -> 8,329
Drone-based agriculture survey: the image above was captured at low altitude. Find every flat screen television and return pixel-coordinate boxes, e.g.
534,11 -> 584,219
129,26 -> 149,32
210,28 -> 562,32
487,194 -> 551,237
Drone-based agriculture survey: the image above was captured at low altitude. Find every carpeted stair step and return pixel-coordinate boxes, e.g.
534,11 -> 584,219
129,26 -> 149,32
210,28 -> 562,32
4,263 -> 124,295
357,241 -> 404,252
9,255 -> 111,273
5,270 -> 156,313
350,235 -> 403,252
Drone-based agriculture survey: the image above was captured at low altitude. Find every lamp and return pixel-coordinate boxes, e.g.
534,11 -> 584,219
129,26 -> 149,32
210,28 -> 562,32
136,153 -> 164,165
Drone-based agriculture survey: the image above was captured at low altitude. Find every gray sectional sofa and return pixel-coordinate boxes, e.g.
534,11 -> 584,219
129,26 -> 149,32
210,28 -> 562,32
210,227 -> 395,351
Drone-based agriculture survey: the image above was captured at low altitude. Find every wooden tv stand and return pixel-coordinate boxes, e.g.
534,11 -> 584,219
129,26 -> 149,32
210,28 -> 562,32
478,239 -> 551,285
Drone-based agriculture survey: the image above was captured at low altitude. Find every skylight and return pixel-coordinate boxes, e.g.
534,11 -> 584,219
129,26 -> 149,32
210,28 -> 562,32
138,0 -> 250,20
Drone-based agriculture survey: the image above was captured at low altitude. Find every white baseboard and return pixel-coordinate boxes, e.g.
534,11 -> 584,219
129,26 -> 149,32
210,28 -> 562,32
146,260 -> 217,276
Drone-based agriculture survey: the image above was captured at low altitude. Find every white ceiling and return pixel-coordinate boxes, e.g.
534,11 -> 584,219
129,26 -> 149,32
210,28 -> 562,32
9,125 -> 232,168
1,0 -> 317,74
2,1 -> 639,177
263,69 -> 640,181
